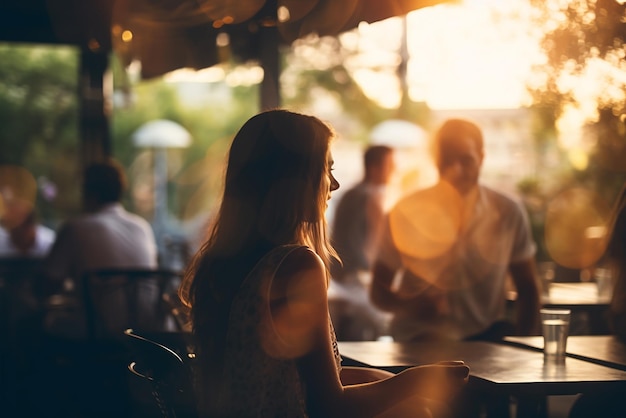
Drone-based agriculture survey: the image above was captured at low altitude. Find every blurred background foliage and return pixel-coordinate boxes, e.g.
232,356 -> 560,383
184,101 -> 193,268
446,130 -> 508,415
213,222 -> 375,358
0,45 -> 80,224
1,0 -> 626,266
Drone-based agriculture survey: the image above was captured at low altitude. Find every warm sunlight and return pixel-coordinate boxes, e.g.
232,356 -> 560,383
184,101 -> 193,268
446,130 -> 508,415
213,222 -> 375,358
160,0 -> 549,112
355,0 -> 544,110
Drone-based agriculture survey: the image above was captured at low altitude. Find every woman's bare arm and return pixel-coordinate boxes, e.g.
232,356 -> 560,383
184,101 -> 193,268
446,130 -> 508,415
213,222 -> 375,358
272,247 -> 469,418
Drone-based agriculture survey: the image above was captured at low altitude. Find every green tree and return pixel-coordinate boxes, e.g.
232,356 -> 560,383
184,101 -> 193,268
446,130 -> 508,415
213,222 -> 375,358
281,34 -> 426,143
0,44 -> 81,222
528,0 -> 626,204
111,63 -> 260,223
0,45 -> 78,166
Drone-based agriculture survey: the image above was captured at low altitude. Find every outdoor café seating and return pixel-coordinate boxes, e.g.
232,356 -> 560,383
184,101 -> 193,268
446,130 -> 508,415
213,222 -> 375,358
124,328 -> 197,418
82,268 -> 184,340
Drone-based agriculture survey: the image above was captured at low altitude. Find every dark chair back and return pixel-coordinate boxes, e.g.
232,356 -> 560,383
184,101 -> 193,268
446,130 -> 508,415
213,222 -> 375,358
124,328 -> 197,418
0,257 -> 45,411
162,292 -> 192,332
82,268 -> 183,340
0,257 -> 45,315
0,257 -> 46,342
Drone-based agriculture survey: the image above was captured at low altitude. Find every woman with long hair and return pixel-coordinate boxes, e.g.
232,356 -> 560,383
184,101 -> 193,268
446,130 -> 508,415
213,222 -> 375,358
179,109 -> 469,417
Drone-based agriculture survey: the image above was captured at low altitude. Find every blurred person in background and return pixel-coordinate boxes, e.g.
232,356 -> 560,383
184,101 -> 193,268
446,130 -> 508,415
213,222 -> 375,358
332,145 -> 396,283
45,159 -> 157,283
43,158 -> 158,337
330,145 -> 395,340
0,171 -> 55,338
0,169 -> 55,257
370,118 -> 540,342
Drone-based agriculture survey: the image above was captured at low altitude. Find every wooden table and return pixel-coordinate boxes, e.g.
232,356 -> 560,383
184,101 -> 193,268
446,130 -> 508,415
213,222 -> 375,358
338,340 -> 626,418
509,282 -> 612,334
503,335 -> 626,371
339,340 -> 626,395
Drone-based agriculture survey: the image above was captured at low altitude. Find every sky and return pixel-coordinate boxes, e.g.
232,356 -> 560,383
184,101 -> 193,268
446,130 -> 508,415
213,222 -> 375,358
351,0 -> 545,110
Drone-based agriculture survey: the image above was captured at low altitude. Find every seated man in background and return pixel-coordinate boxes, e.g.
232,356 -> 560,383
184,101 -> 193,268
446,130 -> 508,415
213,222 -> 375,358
329,145 -> 395,340
370,118 -> 540,342
0,209 -> 55,258
0,176 -> 55,257
44,159 -> 158,337
0,176 -> 56,330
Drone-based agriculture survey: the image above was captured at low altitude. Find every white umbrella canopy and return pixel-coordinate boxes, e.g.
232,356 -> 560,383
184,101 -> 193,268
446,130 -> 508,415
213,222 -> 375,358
369,119 -> 428,148
132,119 -> 192,148
370,119 -> 438,194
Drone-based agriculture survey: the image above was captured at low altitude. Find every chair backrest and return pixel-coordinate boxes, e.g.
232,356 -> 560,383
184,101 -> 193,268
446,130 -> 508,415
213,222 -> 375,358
82,268 -> 183,340
124,328 -> 197,418
162,292 -> 192,332
0,257 -> 45,298
0,257 -> 45,332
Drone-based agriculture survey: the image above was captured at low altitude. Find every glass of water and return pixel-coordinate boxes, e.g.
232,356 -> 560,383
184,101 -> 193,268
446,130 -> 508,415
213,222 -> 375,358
540,308 -> 571,363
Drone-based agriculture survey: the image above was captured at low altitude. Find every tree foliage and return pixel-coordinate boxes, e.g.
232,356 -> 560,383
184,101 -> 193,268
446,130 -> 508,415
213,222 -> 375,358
528,0 -> 626,204
281,34 -> 425,143
111,62 -> 260,223
530,0 -> 626,115
0,44 -> 79,168
0,43 -> 81,222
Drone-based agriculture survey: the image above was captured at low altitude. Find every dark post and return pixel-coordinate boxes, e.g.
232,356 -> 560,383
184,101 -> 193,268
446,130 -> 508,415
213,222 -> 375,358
259,25 -> 281,110
79,45 -> 111,168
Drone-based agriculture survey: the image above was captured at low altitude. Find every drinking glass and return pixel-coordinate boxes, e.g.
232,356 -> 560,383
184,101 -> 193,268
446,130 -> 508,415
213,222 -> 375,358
541,308 -> 571,363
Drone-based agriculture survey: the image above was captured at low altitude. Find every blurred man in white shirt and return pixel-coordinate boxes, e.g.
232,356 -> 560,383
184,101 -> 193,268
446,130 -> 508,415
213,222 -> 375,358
44,159 -> 158,337
371,118 -> 540,342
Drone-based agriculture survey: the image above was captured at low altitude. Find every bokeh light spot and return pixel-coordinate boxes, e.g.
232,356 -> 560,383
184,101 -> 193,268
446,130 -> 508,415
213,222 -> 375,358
121,30 -> 133,43
567,148 -> 589,170
0,165 -> 37,228
545,187 -> 611,269
277,6 -> 290,22
390,182 -> 462,262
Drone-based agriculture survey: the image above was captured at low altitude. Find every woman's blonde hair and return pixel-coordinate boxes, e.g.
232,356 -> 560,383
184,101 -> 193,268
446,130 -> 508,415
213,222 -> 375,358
179,109 -> 337,325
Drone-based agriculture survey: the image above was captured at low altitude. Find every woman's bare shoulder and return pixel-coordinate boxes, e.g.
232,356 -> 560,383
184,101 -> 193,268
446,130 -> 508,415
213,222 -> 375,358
276,246 -> 325,280
272,246 -> 327,298
268,246 -> 329,357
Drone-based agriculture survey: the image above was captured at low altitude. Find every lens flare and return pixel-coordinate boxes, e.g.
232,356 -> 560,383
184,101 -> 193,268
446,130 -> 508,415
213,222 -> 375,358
545,187 -> 611,269
388,181 -> 528,291
390,182 -> 462,261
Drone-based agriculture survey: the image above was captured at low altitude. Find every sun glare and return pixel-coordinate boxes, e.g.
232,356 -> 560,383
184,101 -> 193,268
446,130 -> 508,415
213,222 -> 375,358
356,0 -> 543,110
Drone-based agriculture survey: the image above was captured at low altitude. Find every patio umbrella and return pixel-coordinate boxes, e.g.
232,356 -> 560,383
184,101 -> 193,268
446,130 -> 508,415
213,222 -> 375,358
370,119 -> 428,148
132,120 -> 192,258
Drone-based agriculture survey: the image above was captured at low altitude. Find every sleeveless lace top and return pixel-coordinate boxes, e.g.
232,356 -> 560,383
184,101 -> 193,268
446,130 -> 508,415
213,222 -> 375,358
203,245 -> 342,417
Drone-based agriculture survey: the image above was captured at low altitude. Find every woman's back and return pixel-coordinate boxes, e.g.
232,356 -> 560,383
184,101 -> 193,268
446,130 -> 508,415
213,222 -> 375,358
198,244 -> 341,417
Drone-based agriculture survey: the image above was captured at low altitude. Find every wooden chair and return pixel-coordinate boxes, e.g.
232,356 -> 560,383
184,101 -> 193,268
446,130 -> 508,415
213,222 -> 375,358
124,328 -> 197,418
82,268 -> 184,340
